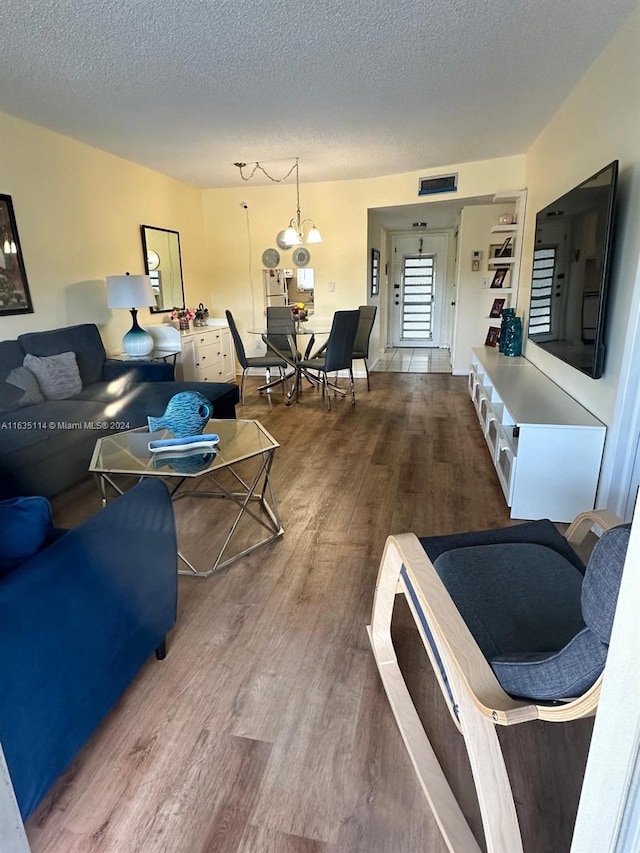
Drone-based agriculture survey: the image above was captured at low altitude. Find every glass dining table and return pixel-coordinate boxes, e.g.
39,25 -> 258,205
248,324 -> 331,405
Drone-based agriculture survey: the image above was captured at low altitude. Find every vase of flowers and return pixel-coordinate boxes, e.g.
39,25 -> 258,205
290,302 -> 308,333
171,306 -> 196,331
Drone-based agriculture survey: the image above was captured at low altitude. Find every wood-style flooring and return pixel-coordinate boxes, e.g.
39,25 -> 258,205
25,373 -> 593,852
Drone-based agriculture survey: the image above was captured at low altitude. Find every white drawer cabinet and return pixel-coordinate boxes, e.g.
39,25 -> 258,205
177,326 -> 235,384
470,347 -> 606,522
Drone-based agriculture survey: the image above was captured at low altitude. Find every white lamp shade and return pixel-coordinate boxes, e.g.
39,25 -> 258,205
306,226 -> 323,244
282,225 -> 302,246
106,274 -> 155,309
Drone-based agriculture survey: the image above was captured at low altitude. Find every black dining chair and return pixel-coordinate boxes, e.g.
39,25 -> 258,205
353,305 -> 377,391
225,310 -> 288,404
265,306 -> 302,362
297,310 -> 360,410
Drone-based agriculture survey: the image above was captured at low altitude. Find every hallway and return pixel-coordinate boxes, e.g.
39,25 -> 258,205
371,347 -> 451,373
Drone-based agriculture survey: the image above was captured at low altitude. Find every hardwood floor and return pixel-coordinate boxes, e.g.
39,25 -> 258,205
26,373 -> 593,852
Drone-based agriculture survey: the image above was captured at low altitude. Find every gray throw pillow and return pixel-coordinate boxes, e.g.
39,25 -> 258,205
23,352 -> 82,400
6,365 -> 45,406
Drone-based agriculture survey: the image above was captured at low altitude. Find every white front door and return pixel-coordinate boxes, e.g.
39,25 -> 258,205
391,233 -> 448,347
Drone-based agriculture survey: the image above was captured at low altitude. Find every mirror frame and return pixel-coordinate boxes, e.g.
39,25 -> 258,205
140,224 -> 185,313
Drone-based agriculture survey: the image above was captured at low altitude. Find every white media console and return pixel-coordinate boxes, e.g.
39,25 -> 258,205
469,348 -> 606,522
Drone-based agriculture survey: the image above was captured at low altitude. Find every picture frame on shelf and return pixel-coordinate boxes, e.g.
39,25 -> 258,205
490,267 -> 509,289
485,326 -> 501,347
489,242 -> 513,268
490,297 -> 506,318
0,194 -> 33,316
495,235 -> 513,257
370,248 -> 380,297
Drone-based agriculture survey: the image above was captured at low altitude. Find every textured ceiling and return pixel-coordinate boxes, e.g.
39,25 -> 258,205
0,0 -> 635,188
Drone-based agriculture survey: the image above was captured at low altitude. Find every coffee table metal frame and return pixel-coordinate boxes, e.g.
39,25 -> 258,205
89,419 -> 284,577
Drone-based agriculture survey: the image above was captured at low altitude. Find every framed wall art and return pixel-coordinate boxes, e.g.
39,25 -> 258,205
0,195 -> 33,316
490,267 -> 509,289
490,297 -> 506,318
371,248 -> 380,297
485,326 -> 501,347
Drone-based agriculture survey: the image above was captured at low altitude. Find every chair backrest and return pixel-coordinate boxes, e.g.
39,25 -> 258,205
324,310 -> 361,373
581,523 -> 631,643
353,305 -> 377,357
225,310 -> 248,369
266,306 -> 298,360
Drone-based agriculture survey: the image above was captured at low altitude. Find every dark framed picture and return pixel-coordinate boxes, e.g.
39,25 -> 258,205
370,248 -> 380,297
490,297 -> 506,318
485,326 -> 501,347
490,267 -> 509,289
0,195 -> 33,316
489,241 -> 513,268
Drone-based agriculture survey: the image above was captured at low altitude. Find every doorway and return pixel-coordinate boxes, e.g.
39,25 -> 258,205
390,232 -> 449,347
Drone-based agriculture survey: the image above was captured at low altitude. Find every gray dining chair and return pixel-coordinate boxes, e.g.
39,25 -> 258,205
353,305 -> 377,390
297,310 -> 360,410
265,306 -> 302,362
225,310 -> 288,404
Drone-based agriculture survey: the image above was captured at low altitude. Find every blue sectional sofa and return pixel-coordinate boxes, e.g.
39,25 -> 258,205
0,323 -> 239,498
0,478 -> 177,820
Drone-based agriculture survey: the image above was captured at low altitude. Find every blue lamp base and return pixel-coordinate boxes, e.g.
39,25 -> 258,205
123,308 -> 154,356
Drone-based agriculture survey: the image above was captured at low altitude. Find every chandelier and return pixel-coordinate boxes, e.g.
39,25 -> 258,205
234,158 -> 323,246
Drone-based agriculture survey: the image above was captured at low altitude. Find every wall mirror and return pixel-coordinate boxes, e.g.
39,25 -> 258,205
262,268 -> 315,314
140,225 -> 185,312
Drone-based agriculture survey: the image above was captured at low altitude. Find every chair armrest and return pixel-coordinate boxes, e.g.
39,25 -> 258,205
371,533 -> 539,725
564,509 -> 623,546
102,359 -> 174,382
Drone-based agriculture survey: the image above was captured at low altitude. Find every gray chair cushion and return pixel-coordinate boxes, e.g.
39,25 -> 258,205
433,543 -> 585,662
581,524 -> 631,643
491,626 -> 607,701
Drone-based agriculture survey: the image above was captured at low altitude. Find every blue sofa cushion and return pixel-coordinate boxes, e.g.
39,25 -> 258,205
0,495 -> 54,576
19,324 -> 107,386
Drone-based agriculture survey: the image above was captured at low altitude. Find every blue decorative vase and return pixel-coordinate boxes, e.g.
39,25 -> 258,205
123,308 -> 154,356
502,313 -> 523,357
498,308 -> 515,354
147,391 -> 213,437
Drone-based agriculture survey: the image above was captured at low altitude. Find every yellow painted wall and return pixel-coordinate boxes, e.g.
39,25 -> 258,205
0,111 -> 209,354
202,156 -> 526,354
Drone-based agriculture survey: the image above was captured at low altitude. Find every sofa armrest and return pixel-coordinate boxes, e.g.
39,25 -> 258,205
102,359 -> 174,382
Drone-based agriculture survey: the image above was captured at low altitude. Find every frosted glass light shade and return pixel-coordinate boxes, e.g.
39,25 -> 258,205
282,225 -> 301,246
106,274 -> 155,309
306,226 -> 323,244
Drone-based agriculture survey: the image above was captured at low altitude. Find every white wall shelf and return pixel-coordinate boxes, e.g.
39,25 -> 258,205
470,346 -> 606,522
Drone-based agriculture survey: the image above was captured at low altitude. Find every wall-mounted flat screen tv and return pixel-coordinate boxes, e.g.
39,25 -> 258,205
527,160 -> 618,379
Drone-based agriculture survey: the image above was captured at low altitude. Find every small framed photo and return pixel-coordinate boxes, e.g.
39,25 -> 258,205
370,248 -> 380,297
485,326 -> 501,347
0,195 -> 33,316
489,241 -> 513,268
490,267 -> 509,289
490,297 -> 506,318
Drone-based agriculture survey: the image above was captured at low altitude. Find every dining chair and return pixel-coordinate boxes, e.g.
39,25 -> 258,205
265,306 -> 302,362
353,305 -> 377,390
225,310 -> 288,404
368,509 -> 629,853
297,310 -> 360,410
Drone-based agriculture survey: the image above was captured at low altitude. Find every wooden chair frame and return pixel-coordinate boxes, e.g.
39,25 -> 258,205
367,510 -> 620,853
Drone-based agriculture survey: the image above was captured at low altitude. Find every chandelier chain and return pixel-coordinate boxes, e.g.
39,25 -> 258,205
235,160 -> 298,184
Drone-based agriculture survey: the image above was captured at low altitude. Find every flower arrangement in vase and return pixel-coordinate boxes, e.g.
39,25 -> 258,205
171,306 -> 196,331
290,302 -> 308,332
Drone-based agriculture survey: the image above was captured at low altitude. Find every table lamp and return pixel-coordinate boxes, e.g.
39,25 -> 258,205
106,273 -> 155,356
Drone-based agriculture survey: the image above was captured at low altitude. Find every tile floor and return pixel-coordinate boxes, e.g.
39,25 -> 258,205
371,347 -> 451,374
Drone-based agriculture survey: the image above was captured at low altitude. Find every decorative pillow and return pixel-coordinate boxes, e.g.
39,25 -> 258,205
23,352 -> 82,400
0,495 -> 54,577
5,365 -> 45,407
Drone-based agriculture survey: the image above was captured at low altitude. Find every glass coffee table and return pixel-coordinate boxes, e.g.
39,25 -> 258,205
89,419 -> 284,577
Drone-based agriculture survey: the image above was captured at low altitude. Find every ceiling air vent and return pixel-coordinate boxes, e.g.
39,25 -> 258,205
418,173 -> 458,196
